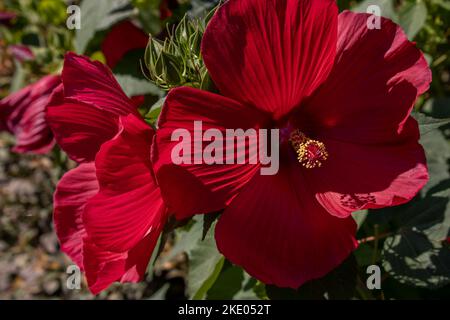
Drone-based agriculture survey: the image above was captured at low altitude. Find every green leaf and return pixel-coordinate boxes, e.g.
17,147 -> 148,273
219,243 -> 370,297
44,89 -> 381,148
132,0 -> 163,35
114,74 -> 162,97
420,128 -> 450,195
412,112 -> 450,136
97,5 -> 135,30
188,0 -> 220,18
352,210 -> 368,230
191,256 -> 225,300
422,98 -> 450,119
380,128 -> 450,289
75,0 -> 111,54
398,1 -> 428,39
9,60 -> 26,93
149,284 -> 170,300
168,215 -> 224,300
207,263 -> 260,300
382,230 -> 450,289
145,233 -> 163,281
389,129 -> 450,241
202,211 -> 221,240
186,215 -> 224,300
144,97 -> 165,124
75,0 -> 132,54
431,0 -> 450,11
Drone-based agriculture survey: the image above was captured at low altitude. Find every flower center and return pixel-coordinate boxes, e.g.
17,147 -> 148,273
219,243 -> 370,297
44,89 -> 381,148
289,129 -> 328,168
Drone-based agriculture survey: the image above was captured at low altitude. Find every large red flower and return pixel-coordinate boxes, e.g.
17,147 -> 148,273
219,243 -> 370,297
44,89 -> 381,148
152,0 -> 431,288
46,53 -> 167,294
0,74 -> 59,153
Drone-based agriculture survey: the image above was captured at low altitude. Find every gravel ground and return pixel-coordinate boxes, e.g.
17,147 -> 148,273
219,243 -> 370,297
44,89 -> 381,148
0,133 -> 186,300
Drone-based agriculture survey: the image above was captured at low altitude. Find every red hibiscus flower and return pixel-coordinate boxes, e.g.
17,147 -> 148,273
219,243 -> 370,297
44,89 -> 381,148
152,0 -> 431,288
45,53 -> 167,294
0,74 -> 59,153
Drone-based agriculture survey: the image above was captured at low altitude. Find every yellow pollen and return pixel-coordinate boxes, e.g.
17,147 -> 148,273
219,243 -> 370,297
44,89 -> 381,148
289,129 -> 328,169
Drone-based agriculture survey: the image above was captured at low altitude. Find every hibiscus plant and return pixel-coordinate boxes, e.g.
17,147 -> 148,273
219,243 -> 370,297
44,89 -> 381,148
0,0 -> 450,301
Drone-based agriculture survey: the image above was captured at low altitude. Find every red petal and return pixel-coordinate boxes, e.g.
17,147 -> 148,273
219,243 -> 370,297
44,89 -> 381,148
83,230 -> 161,295
304,139 -> 428,218
153,87 -> 269,219
298,11 -> 432,144
159,0 -> 173,20
0,75 -> 59,154
46,85 -> 119,163
130,95 -> 145,108
84,114 -> 167,252
101,21 -> 148,69
53,163 -> 99,269
215,149 -> 357,288
11,94 -> 55,154
9,44 -> 34,62
202,0 -> 338,120
62,52 -> 136,115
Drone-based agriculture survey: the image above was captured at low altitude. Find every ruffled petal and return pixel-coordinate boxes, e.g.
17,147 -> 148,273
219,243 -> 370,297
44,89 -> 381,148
303,138 -> 428,218
0,74 -> 59,153
83,229 -> 161,295
46,85 -> 119,163
84,114 -> 167,252
297,11 -> 431,144
153,86 -> 270,219
215,148 -> 358,288
9,44 -> 34,62
202,0 -> 338,119
53,163 -> 99,269
53,116 -> 166,294
11,93 -> 55,153
62,52 -> 136,115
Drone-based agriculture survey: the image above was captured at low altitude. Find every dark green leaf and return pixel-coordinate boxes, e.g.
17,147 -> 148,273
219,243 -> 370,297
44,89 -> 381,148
413,112 -> 450,136
398,1 -> 427,39
168,215 -> 224,300
114,74 -> 162,97
382,230 -> 450,289
266,254 -> 358,300
75,0 -> 111,53
380,127 -> 450,289
207,262 -> 260,300
75,0 -> 132,53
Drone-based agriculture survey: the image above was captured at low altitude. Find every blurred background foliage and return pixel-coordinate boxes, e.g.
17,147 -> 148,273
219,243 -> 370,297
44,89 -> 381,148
0,0 -> 449,300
